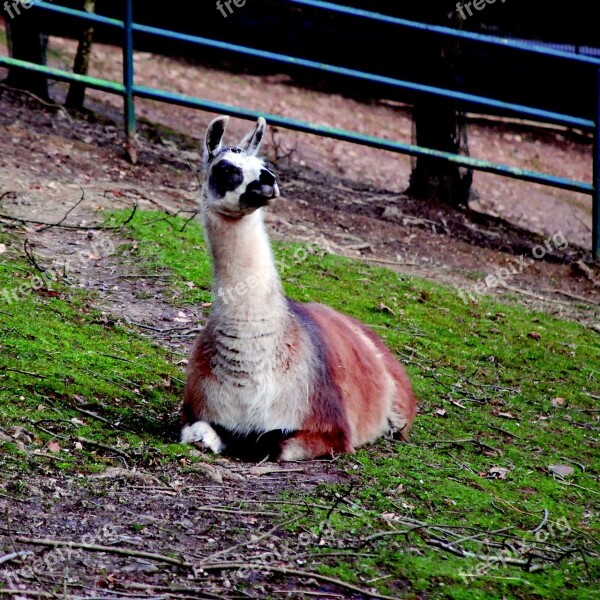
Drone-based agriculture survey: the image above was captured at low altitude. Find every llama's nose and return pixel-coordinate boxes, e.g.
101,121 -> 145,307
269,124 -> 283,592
259,169 -> 276,186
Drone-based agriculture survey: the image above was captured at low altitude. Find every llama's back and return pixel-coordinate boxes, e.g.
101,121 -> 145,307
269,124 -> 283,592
300,302 -> 417,446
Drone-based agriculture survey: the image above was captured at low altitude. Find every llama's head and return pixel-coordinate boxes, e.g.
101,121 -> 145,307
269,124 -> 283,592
202,115 -> 279,218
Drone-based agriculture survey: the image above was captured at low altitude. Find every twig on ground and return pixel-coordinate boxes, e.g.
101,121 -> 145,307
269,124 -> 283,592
530,509 -> 549,534
0,591 -> 54,598
104,273 -> 172,280
70,405 -> 122,430
272,592 -> 343,598
141,209 -> 199,232
488,425 -> 522,439
199,562 -> 402,600
38,187 -> 87,232
318,481 -> 355,545
76,436 -> 131,461
15,537 -> 192,568
426,539 -> 545,572
503,285 -> 571,305
0,201 -> 137,231
421,438 -> 497,453
119,582 -> 225,600
0,366 -> 47,379
0,550 -> 33,565
200,515 -> 305,564
0,82 -> 73,122
23,239 -> 46,272
539,288 -> 600,305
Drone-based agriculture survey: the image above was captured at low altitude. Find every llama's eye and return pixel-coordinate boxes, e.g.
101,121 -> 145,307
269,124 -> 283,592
209,160 -> 244,197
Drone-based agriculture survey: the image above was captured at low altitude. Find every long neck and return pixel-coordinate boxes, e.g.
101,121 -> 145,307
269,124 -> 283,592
202,202 -> 286,317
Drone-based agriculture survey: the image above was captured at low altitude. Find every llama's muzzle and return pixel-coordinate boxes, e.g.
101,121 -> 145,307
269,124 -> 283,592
239,171 -> 279,209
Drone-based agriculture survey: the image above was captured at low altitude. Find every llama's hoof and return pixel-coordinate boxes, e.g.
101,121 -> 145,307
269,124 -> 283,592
181,421 -> 225,454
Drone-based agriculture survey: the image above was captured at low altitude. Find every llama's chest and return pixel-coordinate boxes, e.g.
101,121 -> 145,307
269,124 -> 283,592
201,319 -> 311,433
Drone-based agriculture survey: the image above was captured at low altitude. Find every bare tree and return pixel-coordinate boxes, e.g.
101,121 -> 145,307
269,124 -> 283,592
65,0 -> 96,109
407,2 -> 472,208
2,5 -> 48,99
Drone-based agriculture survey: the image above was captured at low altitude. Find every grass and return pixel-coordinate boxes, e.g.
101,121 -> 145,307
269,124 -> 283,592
1,210 -> 598,598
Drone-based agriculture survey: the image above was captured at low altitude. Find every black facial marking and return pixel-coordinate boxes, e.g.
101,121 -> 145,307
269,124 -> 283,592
259,168 -> 276,186
239,168 -> 278,210
209,159 -> 244,197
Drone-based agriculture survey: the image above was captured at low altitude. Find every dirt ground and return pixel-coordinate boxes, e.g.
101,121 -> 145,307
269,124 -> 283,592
0,34 -> 599,598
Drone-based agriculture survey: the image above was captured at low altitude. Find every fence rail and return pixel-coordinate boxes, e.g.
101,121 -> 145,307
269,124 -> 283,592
0,0 -> 598,257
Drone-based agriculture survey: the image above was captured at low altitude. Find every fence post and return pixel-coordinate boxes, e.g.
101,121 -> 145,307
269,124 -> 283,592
593,68 -> 600,259
123,0 -> 136,163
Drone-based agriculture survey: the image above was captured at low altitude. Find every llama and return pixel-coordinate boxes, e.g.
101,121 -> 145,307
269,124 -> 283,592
181,116 -> 417,461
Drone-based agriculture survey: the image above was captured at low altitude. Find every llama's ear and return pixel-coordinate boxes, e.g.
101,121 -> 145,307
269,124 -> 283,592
205,116 -> 229,161
239,117 -> 266,156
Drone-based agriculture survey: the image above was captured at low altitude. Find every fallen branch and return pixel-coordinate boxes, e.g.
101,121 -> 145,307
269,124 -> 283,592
76,436 -> 131,460
0,201 -> 137,231
200,562 -> 402,600
119,582 -> 223,600
200,515 -> 305,564
426,539 -> 545,572
0,550 -> 33,565
15,536 -> 192,568
539,288 -> 600,305
0,366 -> 48,379
0,82 -> 73,122
503,285 -> 571,305
0,590 -> 54,598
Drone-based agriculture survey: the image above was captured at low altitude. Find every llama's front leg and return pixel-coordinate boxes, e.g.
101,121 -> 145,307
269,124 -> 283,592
181,421 -> 226,454
279,430 -> 351,461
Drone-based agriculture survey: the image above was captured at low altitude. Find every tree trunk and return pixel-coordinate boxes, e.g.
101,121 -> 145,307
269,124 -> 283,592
407,3 -> 472,208
65,0 -> 96,109
2,7 -> 49,99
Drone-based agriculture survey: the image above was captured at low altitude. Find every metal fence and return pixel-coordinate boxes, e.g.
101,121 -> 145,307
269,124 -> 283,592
1,0 -> 598,257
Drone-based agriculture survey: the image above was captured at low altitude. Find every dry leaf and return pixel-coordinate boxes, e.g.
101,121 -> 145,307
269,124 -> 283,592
381,512 -> 401,522
548,464 -> 574,478
47,441 -> 61,453
551,397 -> 565,407
435,408 -> 447,417
527,332 -> 542,340
0,243 -> 6,254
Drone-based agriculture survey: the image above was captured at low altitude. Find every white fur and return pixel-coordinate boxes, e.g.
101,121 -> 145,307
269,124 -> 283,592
181,421 -> 225,453
185,117 -> 314,439
279,438 -> 310,462
204,151 -> 274,218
